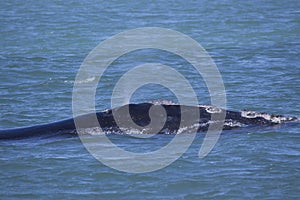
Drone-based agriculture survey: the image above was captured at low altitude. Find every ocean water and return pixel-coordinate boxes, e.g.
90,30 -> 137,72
0,0 -> 300,199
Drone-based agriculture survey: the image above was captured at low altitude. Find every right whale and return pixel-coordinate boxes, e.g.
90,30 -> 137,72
0,103 -> 298,139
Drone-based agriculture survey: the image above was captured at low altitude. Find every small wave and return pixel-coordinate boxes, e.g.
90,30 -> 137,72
64,76 -> 97,84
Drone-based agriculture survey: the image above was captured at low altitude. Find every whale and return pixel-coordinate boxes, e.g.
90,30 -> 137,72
0,103 -> 298,139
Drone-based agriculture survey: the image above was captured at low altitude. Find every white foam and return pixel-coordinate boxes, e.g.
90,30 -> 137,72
223,120 -> 244,127
148,100 -> 178,105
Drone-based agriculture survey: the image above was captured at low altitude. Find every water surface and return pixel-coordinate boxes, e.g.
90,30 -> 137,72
0,0 -> 299,199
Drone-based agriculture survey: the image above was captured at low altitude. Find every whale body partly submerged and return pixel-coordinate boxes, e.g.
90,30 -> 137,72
0,103 -> 298,139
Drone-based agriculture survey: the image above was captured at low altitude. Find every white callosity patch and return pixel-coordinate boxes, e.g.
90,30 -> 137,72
204,106 -> 223,114
241,110 -> 297,124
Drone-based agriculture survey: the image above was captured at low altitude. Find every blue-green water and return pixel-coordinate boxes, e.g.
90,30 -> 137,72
1,0 -> 299,199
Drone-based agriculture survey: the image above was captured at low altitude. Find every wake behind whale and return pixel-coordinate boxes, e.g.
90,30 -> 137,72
0,103 -> 298,139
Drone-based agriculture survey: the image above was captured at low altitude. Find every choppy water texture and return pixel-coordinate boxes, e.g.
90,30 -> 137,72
0,0 -> 299,199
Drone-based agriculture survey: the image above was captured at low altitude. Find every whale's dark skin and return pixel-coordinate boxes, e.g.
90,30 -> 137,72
0,103 -> 298,139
